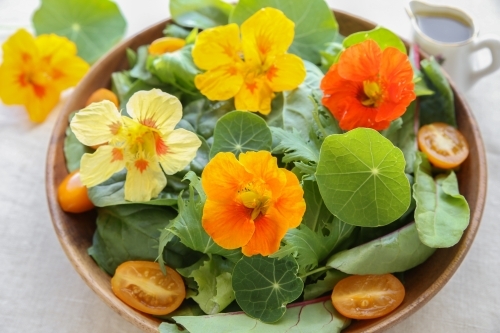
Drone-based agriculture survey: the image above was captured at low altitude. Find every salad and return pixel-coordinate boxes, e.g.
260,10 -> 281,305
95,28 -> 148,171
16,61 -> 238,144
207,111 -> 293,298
57,0 -> 471,332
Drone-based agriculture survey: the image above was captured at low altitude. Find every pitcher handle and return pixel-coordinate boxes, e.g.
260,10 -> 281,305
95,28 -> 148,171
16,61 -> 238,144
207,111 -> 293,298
469,35 -> 500,86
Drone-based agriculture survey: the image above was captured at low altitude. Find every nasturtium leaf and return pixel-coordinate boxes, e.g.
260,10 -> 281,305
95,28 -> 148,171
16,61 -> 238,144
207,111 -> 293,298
230,0 -> 338,64
170,0 -> 233,29
166,297 -> 350,333
210,111 -> 272,158
87,170 -> 178,207
148,45 -> 201,94
88,205 -> 193,275
419,57 -> 457,127
158,172 -> 242,270
63,113 -> 92,172
326,222 -> 436,274
177,255 -> 235,315
303,270 -> 349,301
232,255 -> 303,323
33,0 -> 126,63
343,26 -> 407,54
316,128 -> 411,227
413,153 -> 470,248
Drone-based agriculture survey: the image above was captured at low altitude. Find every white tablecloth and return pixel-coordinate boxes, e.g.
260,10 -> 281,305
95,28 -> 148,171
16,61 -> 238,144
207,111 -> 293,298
1,0 -> 499,332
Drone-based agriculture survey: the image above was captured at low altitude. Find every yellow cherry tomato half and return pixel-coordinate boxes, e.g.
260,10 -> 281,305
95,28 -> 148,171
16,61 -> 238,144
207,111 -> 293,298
331,274 -> 405,320
111,261 -> 186,316
148,37 -> 186,55
85,88 -> 119,108
417,122 -> 469,169
57,170 -> 95,213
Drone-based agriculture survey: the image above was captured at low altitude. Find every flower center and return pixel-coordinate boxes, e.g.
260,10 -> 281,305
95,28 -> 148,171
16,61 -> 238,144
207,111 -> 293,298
238,186 -> 271,220
361,81 -> 383,107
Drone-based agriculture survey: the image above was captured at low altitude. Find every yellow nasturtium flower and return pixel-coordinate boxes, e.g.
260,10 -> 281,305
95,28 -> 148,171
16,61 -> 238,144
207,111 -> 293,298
71,89 -> 202,202
192,7 -> 306,115
0,29 -> 89,122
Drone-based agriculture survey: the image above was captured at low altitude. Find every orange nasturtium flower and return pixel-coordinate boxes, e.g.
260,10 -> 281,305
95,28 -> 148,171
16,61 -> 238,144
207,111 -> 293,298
320,39 -> 416,131
71,89 -> 201,202
192,7 -> 306,115
0,29 -> 89,122
201,151 -> 306,256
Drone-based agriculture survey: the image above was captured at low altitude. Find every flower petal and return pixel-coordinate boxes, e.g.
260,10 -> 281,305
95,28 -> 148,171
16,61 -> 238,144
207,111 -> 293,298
71,100 -> 123,147
158,128 -> 201,174
201,152 -> 253,202
265,54 -> 305,92
202,200 -> 255,249
194,64 -> 244,101
23,83 -> 61,123
274,169 -> 306,229
241,207 -> 288,256
1,29 -> 37,64
192,23 -> 242,70
149,37 -> 186,55
241,7 -> 294,67
234,76 -> 274,114
126,89 -> 182,133
0,63 -> 30,105
238,151 -> 286,198
376,47 -> 416,122
80,145 -> 126,187
338,39 -> 381,82
124,156 -> 166,202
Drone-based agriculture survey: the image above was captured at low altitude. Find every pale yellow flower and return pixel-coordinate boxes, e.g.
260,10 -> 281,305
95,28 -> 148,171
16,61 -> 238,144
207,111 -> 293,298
71,89 -> 201,202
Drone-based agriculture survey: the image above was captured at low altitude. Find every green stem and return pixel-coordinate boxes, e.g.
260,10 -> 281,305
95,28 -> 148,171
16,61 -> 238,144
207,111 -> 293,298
299,266 -> 330,279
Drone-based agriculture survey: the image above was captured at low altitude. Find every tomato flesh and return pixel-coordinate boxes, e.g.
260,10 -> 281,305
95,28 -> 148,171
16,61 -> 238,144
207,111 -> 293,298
111,261 -> 186,315
57,170 -> 94,213
85,88 -> 119,108
417,122 -> 469,169
331,274 -> 405,320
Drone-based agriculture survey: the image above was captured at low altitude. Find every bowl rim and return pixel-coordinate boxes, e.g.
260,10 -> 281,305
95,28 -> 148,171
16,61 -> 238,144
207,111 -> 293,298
45,8 -> 488,333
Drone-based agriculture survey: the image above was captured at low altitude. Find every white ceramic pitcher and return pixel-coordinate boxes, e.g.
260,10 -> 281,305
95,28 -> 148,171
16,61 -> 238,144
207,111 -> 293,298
406,0 -> 500,91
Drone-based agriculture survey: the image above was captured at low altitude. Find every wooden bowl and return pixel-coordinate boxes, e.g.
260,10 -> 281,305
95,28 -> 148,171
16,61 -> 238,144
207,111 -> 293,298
45,9 -> 487,333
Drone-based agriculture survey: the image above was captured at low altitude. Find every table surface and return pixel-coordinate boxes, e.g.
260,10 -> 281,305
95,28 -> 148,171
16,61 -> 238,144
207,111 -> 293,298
1,0 -> 499,332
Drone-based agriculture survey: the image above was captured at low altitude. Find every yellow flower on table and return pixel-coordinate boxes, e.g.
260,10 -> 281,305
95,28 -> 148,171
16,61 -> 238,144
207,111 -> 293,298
71,89 -> 202,202
192,7 -> 306,115
0,29 -> 89,122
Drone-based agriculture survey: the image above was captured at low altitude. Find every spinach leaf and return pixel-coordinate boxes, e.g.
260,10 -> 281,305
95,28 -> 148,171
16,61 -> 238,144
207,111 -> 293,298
232,255 -> 303,323
166,296 -> 350,333
230,0 -> 338,64
326,222 -> 436,274
88,204 -> 198,275
129,45 -> 162,85
419,57 -> 456,127
303,270 -> 349,300
343,26 -> 406,53
316,128 -> 411,227
183,99 -> 235,139
170,0 -> 233,29
413,152 -> 470,247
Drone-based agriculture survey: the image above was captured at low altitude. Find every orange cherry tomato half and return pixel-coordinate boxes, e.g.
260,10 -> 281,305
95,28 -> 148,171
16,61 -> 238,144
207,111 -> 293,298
111,261 -> 186,316
331,274 -> 405,320
417,122 -> 469,169
85,88 -> 119,108
57,170 -> 95,213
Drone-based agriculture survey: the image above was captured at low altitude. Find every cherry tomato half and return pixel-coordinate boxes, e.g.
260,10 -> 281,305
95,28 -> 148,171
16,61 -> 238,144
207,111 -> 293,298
57,170 -> 94,213
331,274 -> 405,320
111,261 -> 186,315
417,122 -> 469,169
85,88 -> 119,108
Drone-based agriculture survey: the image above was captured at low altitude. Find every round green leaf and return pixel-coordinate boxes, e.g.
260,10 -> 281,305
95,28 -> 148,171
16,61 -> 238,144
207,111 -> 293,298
342,27 -> 407,54
33,0 -> 127,64
316,128 -> 411,227
232,255 -> 304,323
210,111 -> 272,159
230,0 -> 338,64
